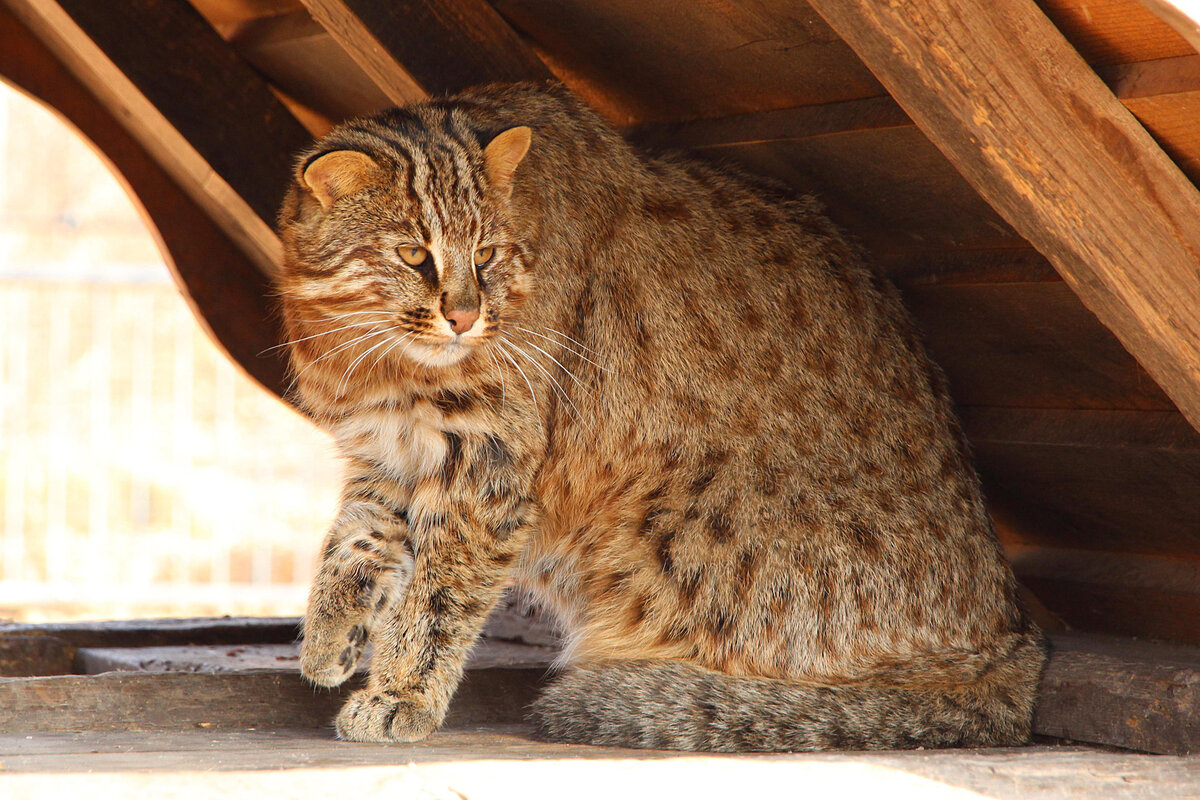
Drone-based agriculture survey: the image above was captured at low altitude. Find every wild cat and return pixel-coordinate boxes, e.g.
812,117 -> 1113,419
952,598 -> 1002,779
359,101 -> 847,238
275,82 -> 1044,751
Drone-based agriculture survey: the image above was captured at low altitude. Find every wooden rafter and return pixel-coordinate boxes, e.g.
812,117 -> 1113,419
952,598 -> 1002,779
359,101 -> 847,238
808,0 -> 1200,433
0,5 -> 289,397
298,0 -> 553,104
1,0 -> 314,276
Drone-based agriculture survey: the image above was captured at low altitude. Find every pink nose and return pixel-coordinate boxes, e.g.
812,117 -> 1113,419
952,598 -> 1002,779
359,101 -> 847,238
446,309 -> 480,334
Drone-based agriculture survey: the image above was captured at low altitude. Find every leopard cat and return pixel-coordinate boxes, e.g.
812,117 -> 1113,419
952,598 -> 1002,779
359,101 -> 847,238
275,82 -> 1045,751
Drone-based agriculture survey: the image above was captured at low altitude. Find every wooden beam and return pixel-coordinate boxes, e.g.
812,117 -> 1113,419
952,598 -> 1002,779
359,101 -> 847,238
808,0 -> 1200,433
228,9 -> 391,123
0,4 -> 289,396
1,0 -> 315,276
299,0 -> 553,103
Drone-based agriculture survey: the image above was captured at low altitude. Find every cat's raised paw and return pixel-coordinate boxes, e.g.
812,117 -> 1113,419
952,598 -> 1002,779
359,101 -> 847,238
301,622 -> 368,688
334,688 -> 439,743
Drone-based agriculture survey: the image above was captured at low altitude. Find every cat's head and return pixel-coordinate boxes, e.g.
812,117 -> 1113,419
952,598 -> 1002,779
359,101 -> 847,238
277,111 -> 533,375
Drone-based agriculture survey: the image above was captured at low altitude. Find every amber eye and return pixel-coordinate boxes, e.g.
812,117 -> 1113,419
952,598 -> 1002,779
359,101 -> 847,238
398,246 -> 428,266
473,246 -> 495,267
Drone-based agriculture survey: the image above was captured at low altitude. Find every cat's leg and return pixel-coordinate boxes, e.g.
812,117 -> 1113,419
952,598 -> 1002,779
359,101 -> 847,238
334,434 -> 538,743
301,458 -> 415,687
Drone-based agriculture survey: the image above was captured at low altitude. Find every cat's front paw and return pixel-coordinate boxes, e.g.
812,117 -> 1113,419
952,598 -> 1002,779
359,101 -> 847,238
334,688 -> 441,743
301,622 -> 369,688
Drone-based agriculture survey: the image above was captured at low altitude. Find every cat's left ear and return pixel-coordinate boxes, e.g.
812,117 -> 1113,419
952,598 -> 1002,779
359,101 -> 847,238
483,127 -> 532,200
302,150 -> 378,210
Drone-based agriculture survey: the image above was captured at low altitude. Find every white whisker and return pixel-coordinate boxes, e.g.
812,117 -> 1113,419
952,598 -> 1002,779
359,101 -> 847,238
513,326 -> 611,373
262,319 -> 390,354
496,343 -> 539,418
502,339 -> 586,425
486,344 -> 507,412
513,336 -> 595,395
336,329 -> 402,397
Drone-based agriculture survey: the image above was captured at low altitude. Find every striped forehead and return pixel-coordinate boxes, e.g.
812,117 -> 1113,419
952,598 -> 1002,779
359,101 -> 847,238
397,135 -> 484,248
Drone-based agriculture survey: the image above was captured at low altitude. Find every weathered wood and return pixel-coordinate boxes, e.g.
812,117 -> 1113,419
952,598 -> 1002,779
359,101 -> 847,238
809,0 -> 1200,433
299,0 -> 552,105
9,733 -> 1200,800
75,639 -> 557,674
1,0 -> 310,276
0,4 -> 290,395
0,636 -> 74,677
1038,633 -> 1200,754
0,665 -> 543,733
0,616 -> 303,649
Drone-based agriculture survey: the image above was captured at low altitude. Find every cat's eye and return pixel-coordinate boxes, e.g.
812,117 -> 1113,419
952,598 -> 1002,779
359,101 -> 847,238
398,246 -> 428,266
473,246 -> 495,267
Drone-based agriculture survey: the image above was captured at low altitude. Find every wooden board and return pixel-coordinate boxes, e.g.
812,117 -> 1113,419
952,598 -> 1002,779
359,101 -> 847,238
7,733 -> 1200,800
809,0 -> 1200,434
299,0 -> 552,105
965,408 -> 1200,557
493,0 -> 885,125
903,282 -> 1175,411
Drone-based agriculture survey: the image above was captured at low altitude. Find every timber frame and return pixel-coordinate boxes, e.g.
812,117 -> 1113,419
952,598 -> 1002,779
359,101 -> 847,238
3,0 -> 1200,770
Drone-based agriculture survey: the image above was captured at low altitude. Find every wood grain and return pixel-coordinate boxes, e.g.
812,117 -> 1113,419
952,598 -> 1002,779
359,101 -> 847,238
300,0 -> 551,104
809,0 -> 1200,433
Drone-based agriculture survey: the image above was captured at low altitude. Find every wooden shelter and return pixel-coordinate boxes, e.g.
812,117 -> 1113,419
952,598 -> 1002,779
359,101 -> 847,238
3,0 -> 1200,792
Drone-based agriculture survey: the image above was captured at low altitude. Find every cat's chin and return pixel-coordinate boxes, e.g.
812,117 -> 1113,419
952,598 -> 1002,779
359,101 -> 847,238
404,339 -> 475,368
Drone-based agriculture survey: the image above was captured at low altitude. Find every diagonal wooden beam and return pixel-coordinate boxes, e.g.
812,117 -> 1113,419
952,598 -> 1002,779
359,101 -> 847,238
299,0 -> 553,104
808,0 -> 1200,432
1,0 -> 314,276
0,4 -> 289,396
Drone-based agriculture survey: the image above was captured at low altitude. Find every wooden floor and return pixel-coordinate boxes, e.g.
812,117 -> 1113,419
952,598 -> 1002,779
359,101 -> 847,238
3,727 -> 1200,799
3,615 -> 1200,798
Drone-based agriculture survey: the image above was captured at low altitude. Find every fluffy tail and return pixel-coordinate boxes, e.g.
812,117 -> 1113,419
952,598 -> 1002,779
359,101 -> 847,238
530,632 -> 1045,752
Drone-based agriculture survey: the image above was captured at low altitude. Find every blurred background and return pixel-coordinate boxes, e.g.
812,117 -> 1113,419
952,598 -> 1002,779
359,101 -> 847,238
0,80 -> 338,622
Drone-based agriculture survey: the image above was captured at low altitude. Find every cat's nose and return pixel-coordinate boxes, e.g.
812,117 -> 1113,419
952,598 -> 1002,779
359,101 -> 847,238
446,309 -> 480,334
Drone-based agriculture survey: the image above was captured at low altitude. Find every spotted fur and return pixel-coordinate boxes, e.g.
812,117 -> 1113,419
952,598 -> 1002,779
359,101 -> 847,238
277,83 -> 1045,749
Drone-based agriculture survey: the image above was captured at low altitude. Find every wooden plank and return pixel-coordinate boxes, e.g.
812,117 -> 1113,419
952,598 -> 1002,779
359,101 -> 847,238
1133,0 -> 1200,55
962,408 -> 1200,555
809,0 -> 1200,433
1003,543 -> 1200,643
0,4 -> 290,395
74,639 -> 556,675
0,616 -> 302,649
903,283 -> 1175,410
1038,0 -> 1195,64
2,0 -> 312,276
0,665 -> 543,733
494,0 -> 885,125
10,735 -> 1200,800
0,636 -> 73,678
299,0 -> 552,105
189,0 -> 302,29
228,9 -> 390,122
1038,632 -> 1200,754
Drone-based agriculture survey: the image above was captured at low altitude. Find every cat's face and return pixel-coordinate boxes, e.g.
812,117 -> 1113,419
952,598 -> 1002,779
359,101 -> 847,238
278,123 -> 533,372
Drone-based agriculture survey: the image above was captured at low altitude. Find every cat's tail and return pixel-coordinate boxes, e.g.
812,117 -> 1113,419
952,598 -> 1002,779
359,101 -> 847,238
529,631 -> 1045,752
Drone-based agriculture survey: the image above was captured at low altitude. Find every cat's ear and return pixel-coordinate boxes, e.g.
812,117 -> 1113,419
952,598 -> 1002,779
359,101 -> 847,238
302,150 -> 378,210
483,127 -> 532,200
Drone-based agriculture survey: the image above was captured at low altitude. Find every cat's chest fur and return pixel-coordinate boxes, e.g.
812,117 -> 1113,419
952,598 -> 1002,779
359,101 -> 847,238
326,389 -> 480,480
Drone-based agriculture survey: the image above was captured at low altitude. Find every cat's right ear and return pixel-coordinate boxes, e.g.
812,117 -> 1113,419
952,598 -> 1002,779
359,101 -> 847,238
301,150 -> 378,210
